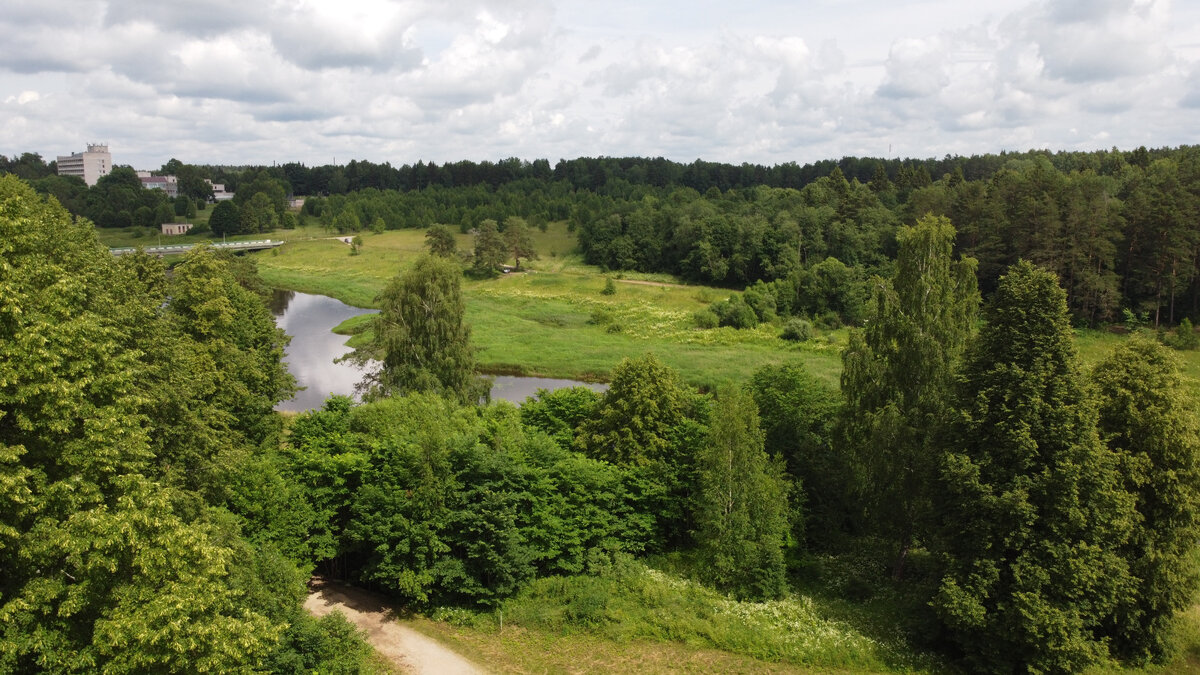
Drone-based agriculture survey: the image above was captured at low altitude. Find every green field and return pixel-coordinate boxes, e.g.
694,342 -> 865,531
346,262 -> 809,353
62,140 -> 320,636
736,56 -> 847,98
250,223 -> 848,389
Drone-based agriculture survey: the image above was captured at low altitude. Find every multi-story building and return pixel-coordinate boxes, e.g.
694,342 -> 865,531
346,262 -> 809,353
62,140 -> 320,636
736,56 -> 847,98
138,172 -> 179,198
56,144 -> 112,187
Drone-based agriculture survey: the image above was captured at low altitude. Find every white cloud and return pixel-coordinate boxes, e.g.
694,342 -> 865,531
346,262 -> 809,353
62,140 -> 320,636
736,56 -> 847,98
0,0 -> 1195,167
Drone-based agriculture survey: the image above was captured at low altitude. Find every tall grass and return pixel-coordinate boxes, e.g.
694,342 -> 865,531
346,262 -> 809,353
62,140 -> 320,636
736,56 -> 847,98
430,558 -> 929,673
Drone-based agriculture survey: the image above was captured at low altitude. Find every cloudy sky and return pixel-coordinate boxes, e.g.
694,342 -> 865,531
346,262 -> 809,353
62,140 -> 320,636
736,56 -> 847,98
2,0 -> 1198,169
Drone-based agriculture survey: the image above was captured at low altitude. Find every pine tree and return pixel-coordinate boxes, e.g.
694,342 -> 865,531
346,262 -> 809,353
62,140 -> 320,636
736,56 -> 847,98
472,219 -> 507,276
1092,337 -> 1200,663
933,260 -> 1134,673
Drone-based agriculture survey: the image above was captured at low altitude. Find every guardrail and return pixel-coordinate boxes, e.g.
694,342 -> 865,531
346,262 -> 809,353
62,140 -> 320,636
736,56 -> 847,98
109,240 -> 284,256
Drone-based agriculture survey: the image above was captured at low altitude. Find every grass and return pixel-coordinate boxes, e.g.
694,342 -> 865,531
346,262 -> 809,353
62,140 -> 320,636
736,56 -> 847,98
251,223 -> 847,388
412,558 -> 931,674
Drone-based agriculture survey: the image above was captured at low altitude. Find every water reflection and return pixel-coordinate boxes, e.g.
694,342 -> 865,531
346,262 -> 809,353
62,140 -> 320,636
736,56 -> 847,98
489,376 -> 607,404
271,291 -> 375,412
270,291 -> 609,412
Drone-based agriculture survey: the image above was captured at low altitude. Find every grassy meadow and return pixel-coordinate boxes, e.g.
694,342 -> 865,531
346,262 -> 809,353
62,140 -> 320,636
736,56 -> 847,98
250,222 -> 848,389
246,221 -> 1200,394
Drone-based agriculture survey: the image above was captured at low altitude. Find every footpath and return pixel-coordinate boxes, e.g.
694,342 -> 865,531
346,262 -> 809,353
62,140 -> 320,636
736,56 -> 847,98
305,579 -> 486,675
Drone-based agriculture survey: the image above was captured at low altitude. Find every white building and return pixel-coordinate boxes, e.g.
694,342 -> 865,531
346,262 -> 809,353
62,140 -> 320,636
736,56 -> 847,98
140,173 -> 178,198
161,222 -> 193,236
57,144 -> 112,187
206,179 -> 234,202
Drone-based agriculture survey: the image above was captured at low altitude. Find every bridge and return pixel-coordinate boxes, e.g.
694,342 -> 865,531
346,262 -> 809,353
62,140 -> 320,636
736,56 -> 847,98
109,239 -> 284,257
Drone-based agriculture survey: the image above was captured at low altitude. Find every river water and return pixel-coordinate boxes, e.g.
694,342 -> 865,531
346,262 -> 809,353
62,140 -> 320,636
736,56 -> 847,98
270,291 -> 606,412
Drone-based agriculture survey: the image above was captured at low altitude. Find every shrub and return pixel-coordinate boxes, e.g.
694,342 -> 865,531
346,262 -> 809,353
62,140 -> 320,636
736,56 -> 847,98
780,318 -> 813,342
714,296 -> 758,329
605,323 -> 623,334
693,309 -> 719,329
589,309 -> 614,325
1165,318 -> 1199,350
601,278 -> 617,295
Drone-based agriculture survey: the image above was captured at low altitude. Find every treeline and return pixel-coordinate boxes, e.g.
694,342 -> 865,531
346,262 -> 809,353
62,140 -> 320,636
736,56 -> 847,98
0,176 -> 379,672
198,144 -> 1176,195
296,148 -> 1200,327
7,145 -> 1197,325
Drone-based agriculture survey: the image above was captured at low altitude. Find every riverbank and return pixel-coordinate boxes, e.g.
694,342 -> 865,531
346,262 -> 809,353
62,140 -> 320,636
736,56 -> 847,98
254,224 -> 848,390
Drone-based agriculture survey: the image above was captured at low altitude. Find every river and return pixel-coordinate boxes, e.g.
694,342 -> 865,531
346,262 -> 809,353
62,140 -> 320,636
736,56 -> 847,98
270,291 -> 606,412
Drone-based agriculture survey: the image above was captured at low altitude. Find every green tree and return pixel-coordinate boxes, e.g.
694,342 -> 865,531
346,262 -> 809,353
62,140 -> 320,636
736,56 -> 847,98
749,363 -> 845,549
241,191 -> 279,233
361,255 -> 483,403
574,354 -> 693,466
503,216 -> 538,270
574,354 -> 707,548
0,177 -> 284,672
840,214 -> 979,576
168,247 -> 295,445
1092,338 -> 1200,663
425,224 -> 457,257
473,219 -> 507,276
693,386 -> 789,600
154,201 -> 175,225
209,200 -> 240,237
932,261 -> 1134,673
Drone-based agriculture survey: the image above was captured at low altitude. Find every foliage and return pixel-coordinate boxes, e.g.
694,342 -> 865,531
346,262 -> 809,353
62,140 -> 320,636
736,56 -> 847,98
574,354 -> 696,466
357,255 -> 485,404
209,199 -> 240,237
692,307 -> 719,329
748,363 -> 845,550
840,215 -> 979,575
425,224 -> 457,257
1164,317 -> 1199,350
1092,337 -> 1200,664
712,295 -> 759,329
779,318 -> 813,342
932,261 -> 1135,673
503,216 -> 538,270
693,386 -> 789,600
0,176 -> 346,672
519,386 -> 601,450
601,277 -> 616,295
472,219 -> 507,277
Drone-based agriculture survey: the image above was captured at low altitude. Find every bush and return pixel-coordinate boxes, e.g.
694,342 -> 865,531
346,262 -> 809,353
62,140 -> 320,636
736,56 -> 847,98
605,323 -> 623,334
713,296 -> 758,329
589,309 -> 614,325
601,278 -> 617,295
692,308 -> 719,329
1165,318 -> 1199,350
780,318 -> 813,342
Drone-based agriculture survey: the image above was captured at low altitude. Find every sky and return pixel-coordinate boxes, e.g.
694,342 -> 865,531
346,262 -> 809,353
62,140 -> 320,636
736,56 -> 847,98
1,0 -> 1198,170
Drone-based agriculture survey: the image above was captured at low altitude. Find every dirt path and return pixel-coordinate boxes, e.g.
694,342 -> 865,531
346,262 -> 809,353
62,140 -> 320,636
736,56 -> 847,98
304,579 -> 486,675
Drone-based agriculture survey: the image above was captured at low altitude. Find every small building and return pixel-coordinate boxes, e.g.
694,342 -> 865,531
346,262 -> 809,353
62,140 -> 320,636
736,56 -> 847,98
207,179 -> 234,202
161,222 -> 193,236
57,143 -> 112,187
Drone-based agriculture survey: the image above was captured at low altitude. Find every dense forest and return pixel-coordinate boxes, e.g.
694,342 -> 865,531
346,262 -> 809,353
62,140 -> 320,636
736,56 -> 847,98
11,145 -> 1194,327
4,143 -> 1200,671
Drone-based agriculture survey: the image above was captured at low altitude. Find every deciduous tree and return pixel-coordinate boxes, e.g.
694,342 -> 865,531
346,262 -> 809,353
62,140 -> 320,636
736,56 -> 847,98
693,386 -> 788,600
1092,338 -> 1200,663
840,214 -> 979,576
361,255 -> 483,403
